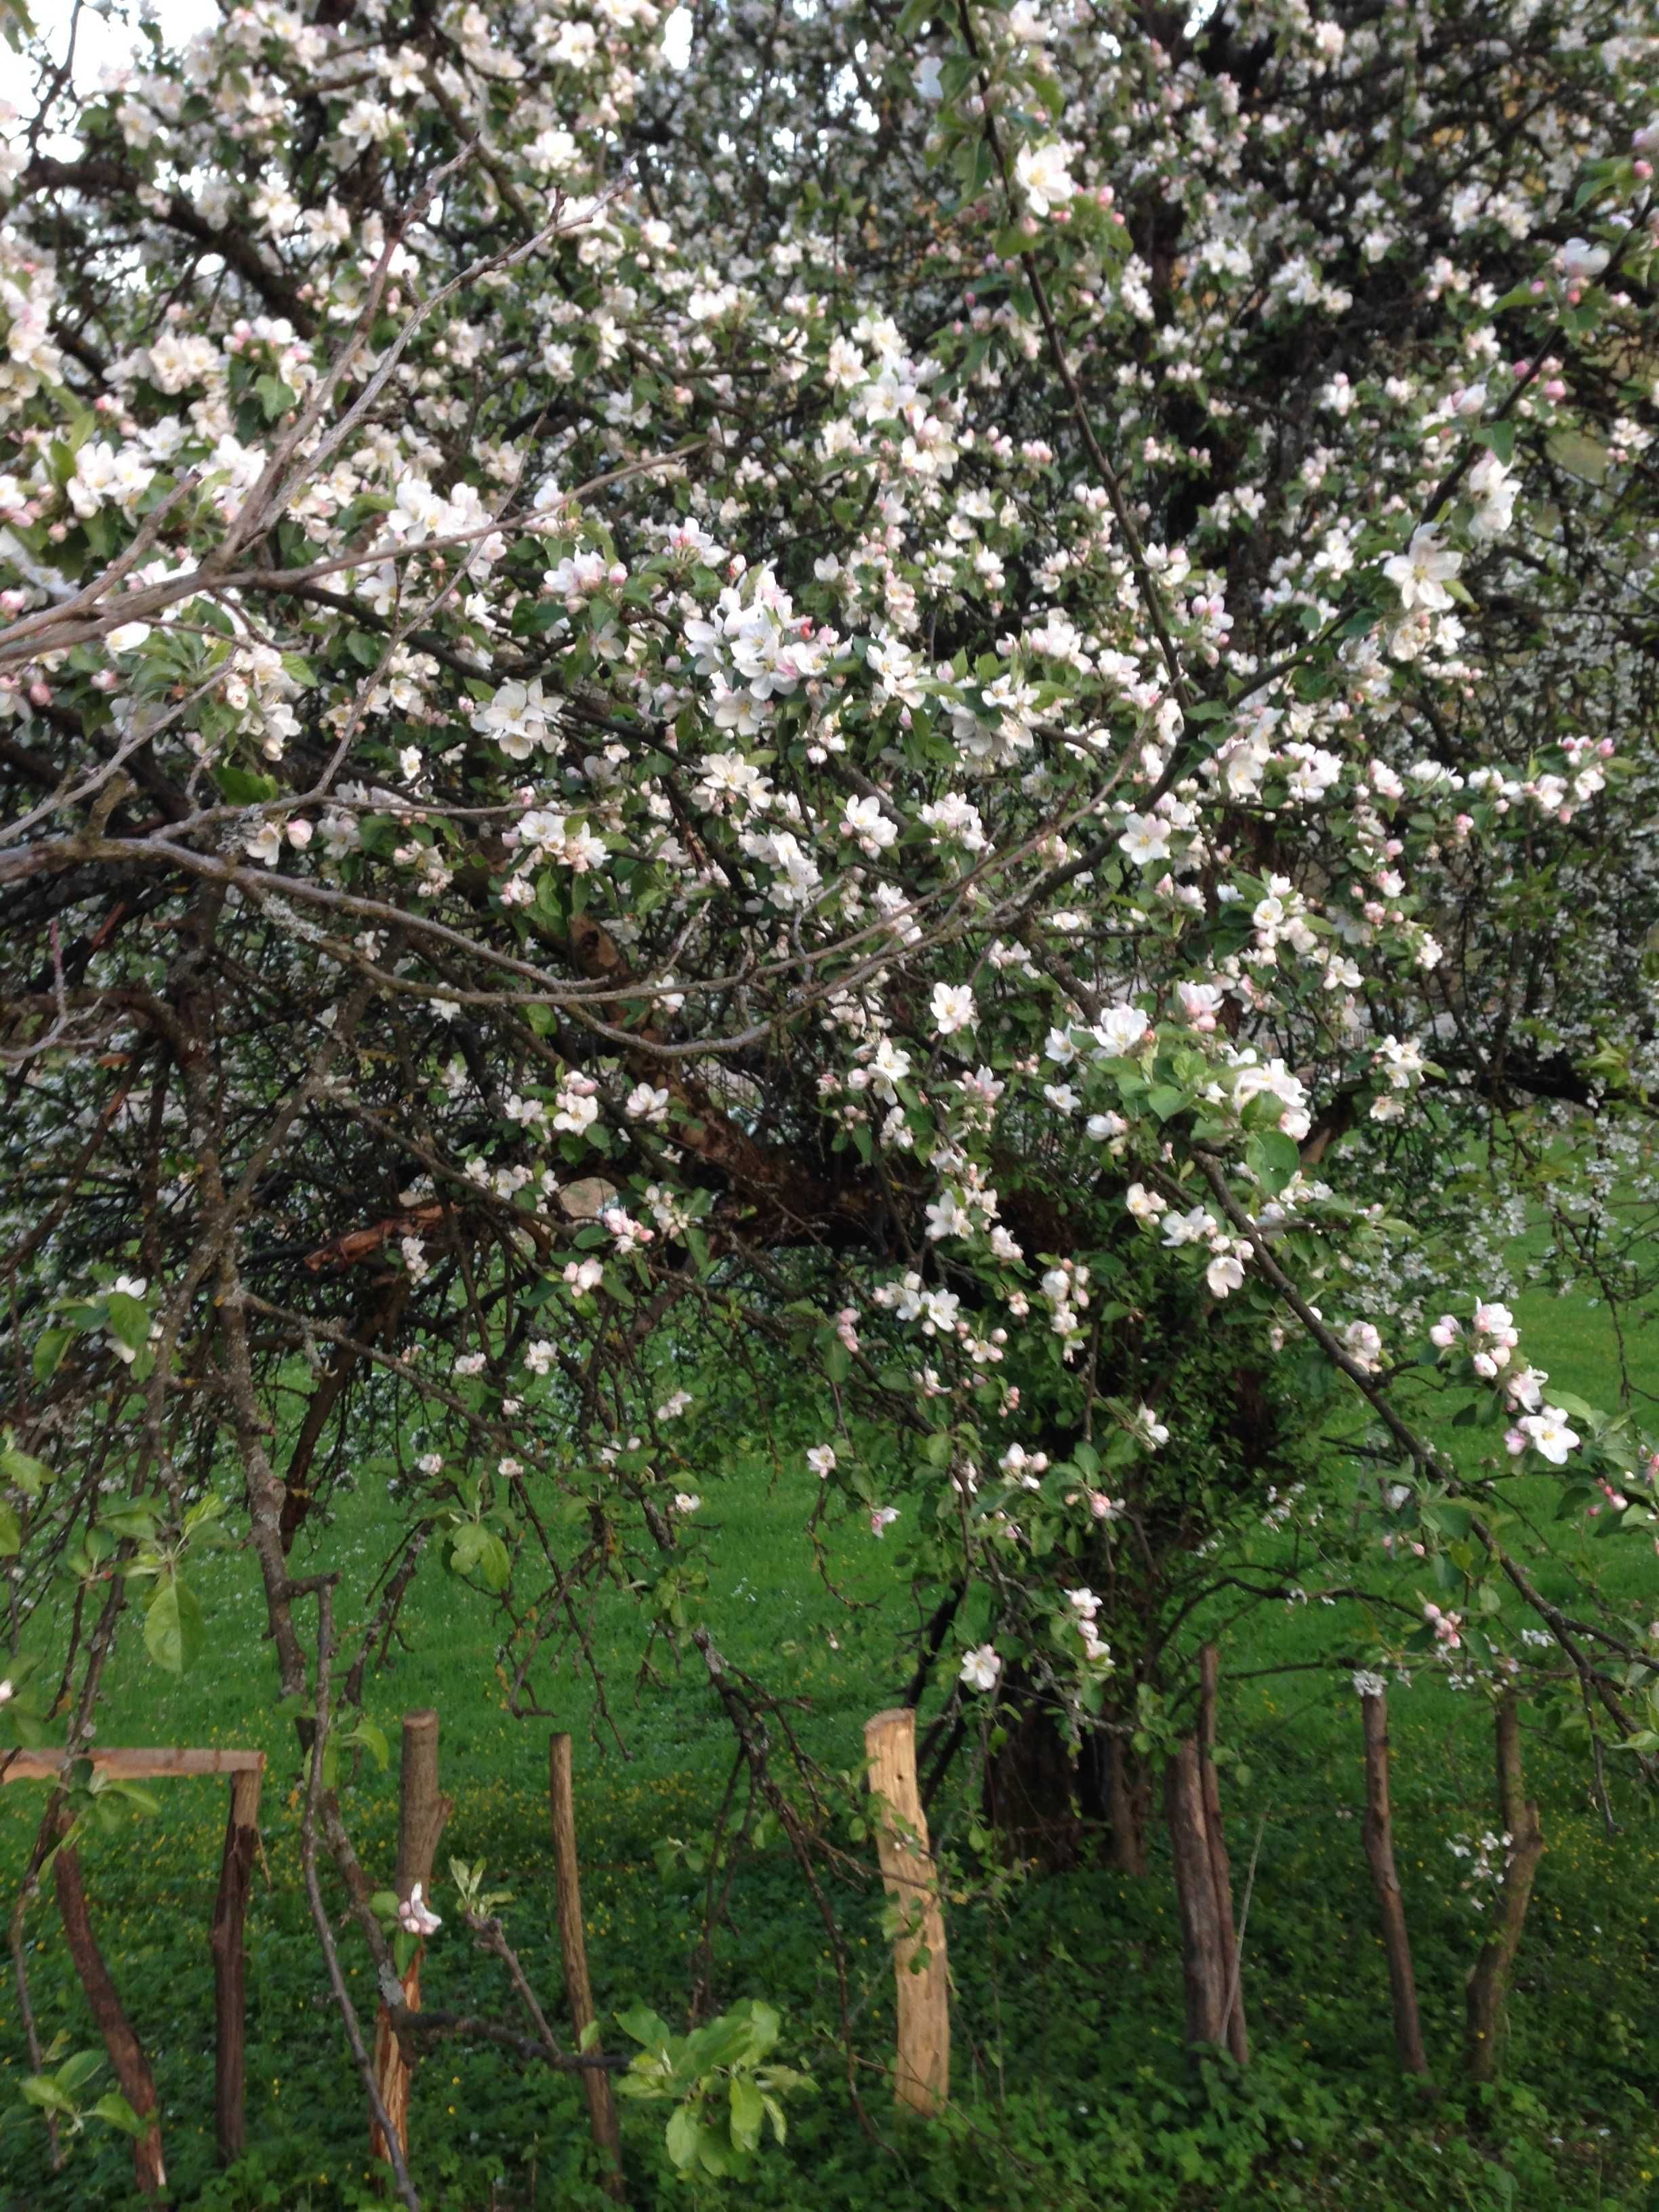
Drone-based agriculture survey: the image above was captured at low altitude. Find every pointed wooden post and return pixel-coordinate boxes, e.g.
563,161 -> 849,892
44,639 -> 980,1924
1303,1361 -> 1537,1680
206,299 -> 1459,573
372,1711 -> 450,2171
1166,1738 -> 1228,2051
1465,1694 -> 1544,2081
1359,1690 -> 1429,2075
1198,1646 -> 1249,2064
53,1833 -> 167,2194
864,1707 -> 949,2115
549,1734 -> 626,2200
210,1756 -> 265,2161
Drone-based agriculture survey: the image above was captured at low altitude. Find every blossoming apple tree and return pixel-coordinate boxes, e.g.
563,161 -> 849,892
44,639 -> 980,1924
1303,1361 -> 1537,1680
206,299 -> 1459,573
3,0 -> 1659,2151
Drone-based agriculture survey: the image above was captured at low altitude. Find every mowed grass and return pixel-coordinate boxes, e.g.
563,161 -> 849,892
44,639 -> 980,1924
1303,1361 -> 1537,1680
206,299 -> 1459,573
3,1271 -> 1658,2211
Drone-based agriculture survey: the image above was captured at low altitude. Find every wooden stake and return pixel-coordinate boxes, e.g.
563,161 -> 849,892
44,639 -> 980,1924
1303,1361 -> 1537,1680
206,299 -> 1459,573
548,1734 -> 626,2200
863,1707 -> 949,2115
1465,1694 -> 1544,2082
372,1711 -> 451,2170
210,1760 -> 265,2162
1197,1647 -> 1249,2064
1359,1691 -> 1428,2076
1166,1739 -> 1228,2051
52,1832 -> 166,2194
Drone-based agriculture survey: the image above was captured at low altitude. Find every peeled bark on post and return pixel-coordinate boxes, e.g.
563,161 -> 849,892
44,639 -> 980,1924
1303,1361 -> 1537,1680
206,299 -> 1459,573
1197,1647 -> 1248,2064
52,1835 -> 166,2194
371,1710 -> 451,2171
1359,1691 -> 1428,2076
548,1734 -> 626,2201
1165,1740 -> 1228,2052
864,1707 -> 949,2115
210,1761 -> 265,2163
1465,1694 -> 1544,2083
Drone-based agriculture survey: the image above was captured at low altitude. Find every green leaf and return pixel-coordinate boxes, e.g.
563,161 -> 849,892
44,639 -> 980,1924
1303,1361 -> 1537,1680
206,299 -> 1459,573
255,371 -> 296,421
1547,1390 -> 1595,1422
1146,1085 -> 1187,1123
0,1500 -> 18,1557
729,2074 -> 764,2155
57,2049 -> 105,2093
90,2091 -> 145,2137
1470,421 -> 1515,466
0,1443 -> 49,1495
106,1779 -> 160,1818
351,1718 -> 391,1769
144,1576 -> 205,1676
102,1500 -> 160,1541
21,2074 -> 77,2115
213,764 -> 281,805
665,2105 -> 703,2171
1245,1128 -> 1301,1196
103,1292 -> 151,1354
617,2002 -> 672,2049
32,1327 -> 70,1383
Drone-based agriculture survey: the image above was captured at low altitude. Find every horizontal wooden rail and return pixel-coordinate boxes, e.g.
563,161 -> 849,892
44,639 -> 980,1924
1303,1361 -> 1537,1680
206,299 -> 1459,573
2,1746 -> 266,1782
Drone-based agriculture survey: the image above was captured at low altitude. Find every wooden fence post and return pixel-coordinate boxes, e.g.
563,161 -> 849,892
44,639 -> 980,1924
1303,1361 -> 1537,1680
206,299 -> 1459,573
1359,1691 -> 1429,2076
1,1745 -> 266,2186
1166,1738 -> 1228,2051
1198,1647 -> 1249,2064
1465,1694 -> 1544,2081
548,1734 -> 626,2200
863,1707 -> 949,2116
52,1828 -> 167,2194
372,1710 -> 451,2171
210,1757 -> 265,2162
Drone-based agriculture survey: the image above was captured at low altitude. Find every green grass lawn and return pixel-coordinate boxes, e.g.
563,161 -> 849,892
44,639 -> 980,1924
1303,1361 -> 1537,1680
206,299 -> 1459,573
3,1272 -> 1658,2211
